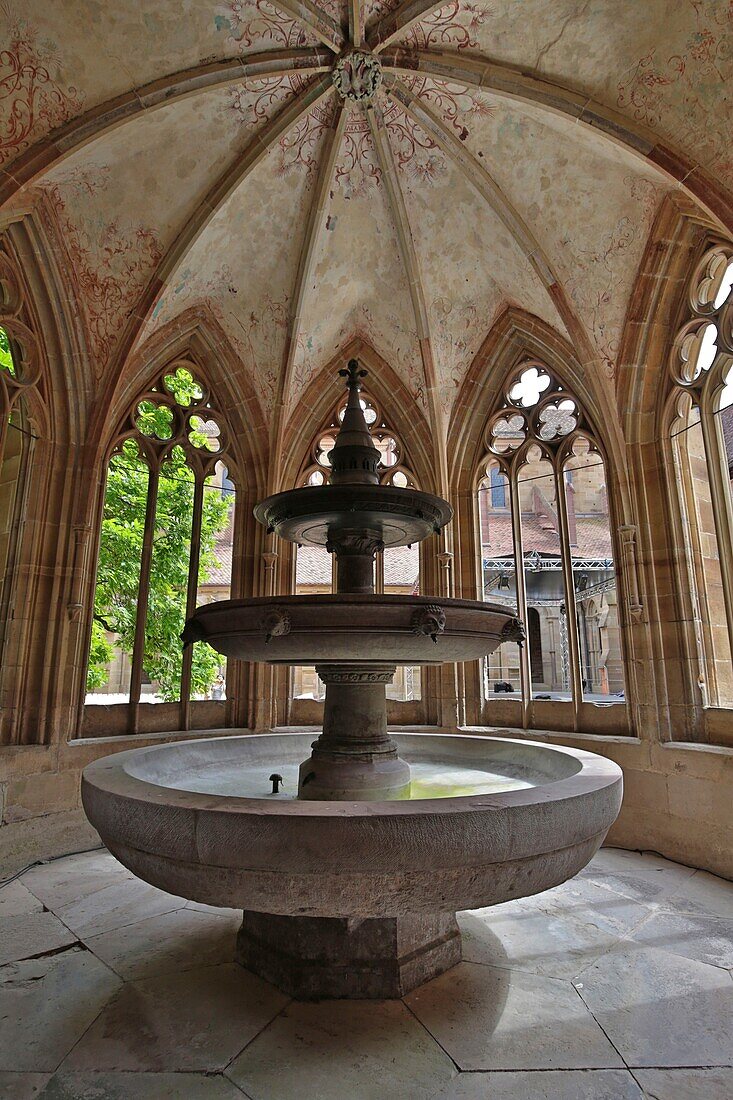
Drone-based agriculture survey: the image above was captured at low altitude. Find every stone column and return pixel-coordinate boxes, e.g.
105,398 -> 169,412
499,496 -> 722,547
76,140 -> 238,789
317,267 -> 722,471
297,663 -> 411,799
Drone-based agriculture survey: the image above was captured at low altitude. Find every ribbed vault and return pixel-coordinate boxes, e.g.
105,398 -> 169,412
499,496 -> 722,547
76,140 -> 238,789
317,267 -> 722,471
0,0 -> 730,485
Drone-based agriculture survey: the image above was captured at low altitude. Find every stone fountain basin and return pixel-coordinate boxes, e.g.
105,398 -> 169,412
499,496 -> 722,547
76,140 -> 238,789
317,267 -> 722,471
182,594 -> 517,663
82,733 -> 622,917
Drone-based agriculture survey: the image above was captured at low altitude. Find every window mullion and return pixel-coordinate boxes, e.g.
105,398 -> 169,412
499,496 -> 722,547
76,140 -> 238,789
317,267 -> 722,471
509,463 -> 531,727
554,460 -> 582,723
180,471 -> 205,731
127,462 -> 160,734
0,382 -> 8,470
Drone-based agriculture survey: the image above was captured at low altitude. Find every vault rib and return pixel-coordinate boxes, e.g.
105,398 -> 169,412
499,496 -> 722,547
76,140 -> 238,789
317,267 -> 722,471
379,47 -> 732,230
366,96 -> 448,496
271,98 -> 348,492
349,0 -> 365,48
114,77 -> 335,380
386,77 -> 560,288
367,0 -> 447,53
384,75 -> 596,372
0,49 -> 331,208
274,0 -> 346,52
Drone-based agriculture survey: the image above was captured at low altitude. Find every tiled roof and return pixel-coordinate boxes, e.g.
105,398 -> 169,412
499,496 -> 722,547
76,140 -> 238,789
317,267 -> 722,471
295,545 -> 419,588
482,512 -> 613,559
201,540 -> 233,586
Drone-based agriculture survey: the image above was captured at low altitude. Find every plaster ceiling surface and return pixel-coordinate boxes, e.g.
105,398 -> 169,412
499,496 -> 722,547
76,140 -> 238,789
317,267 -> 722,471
0,0 -> 728,437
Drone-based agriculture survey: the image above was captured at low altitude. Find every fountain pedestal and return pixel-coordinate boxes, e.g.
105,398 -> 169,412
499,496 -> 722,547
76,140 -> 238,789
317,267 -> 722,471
236,911 -> 461,1000
298,663 -> 411,799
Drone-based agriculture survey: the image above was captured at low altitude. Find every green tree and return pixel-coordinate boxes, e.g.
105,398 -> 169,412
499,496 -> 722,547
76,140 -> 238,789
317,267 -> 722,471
87,435 -> 231,700
0,327 -> 15,375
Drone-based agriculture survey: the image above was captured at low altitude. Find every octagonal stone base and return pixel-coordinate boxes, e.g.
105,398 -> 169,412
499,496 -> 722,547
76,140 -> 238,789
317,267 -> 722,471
235,911 -> 461,999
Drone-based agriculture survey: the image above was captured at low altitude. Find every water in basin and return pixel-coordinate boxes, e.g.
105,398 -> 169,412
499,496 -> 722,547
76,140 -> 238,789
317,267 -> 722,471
160,760 -> 535,800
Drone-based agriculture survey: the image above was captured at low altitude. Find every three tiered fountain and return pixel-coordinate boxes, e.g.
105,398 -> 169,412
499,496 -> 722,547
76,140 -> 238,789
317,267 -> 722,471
82,361 -> 622,999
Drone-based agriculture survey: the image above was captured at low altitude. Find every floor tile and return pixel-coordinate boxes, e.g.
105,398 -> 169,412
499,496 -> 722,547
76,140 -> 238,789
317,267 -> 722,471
21,851 -> 133,912
436,1068 -> 643,1099
460,875 -> 653,980
404,961 -> 622,1071
63,963 -> 288,1072
0,1074 -> 51,1100
575,942 -> 733,1067
84,908 -> 241,981
38,1071 -> 247,1099
634,1068 -> 733,1099
625,907 -> 733,970
56,879 -> 185,939
1,912 -> 78,966
662,869 -> 733,920
0,948 -> 122,1072
0,881 -> 45,918
581,849 -> 697,906
228,999 -> 455,1100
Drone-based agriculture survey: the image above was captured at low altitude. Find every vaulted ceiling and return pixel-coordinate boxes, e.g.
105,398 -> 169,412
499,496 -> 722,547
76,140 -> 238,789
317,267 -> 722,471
0,1 -> 730,444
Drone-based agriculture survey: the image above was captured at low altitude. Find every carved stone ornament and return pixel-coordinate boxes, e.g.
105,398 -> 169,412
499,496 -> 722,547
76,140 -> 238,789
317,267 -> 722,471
262,607 -> 291,644
326,531 -> 384,556
411,604 -> 446,644
316,664 -> 396,684
501,617 -> 526,646
332,51 -> 383,103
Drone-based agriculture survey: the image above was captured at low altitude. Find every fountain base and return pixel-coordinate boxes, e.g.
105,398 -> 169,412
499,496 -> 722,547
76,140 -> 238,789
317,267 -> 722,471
235,911 -> 461,999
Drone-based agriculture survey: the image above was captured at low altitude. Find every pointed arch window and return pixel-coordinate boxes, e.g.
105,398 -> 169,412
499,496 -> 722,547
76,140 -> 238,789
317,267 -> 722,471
0,324 -> 34,660
477,361 -> 625,707
294,388 -> 421,703
666,244 -> 733,707
84,362 -> 237,734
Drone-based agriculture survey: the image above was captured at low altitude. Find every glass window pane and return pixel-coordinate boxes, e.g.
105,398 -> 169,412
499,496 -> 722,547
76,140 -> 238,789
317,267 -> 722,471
673,403 -> 733,704
563,438 -> 625,702
478,460 -> 521,698
0,409 -> 25,629
517,446 -> 571,700
85,440 -> 147,704
292,544 -> 332,700
384,543 -> 421,701
143,446 -> 195,704
191,462 -> 235,701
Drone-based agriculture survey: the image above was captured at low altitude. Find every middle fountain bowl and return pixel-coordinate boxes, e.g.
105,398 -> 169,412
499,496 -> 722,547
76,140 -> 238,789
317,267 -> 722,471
183,358 -> 525,800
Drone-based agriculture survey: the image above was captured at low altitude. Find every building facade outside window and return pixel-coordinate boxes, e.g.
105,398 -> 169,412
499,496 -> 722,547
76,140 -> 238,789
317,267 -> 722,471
477,361 -> 625,707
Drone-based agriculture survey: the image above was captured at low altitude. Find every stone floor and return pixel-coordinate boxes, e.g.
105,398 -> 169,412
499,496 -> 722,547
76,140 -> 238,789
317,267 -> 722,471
0,848 -> 731,1100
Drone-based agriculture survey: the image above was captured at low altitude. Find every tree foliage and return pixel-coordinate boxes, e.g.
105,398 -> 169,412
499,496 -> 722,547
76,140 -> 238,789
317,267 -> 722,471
88,435 -> 231,700
0,327 -> 15,375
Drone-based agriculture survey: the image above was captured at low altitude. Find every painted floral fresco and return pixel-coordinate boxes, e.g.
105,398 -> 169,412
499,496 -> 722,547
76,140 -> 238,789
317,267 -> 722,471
0,0 -> 726,435
392,0 -> 733,188
402,74 -> 668,383
0,6 -> 84,165
36,165 -> 162,374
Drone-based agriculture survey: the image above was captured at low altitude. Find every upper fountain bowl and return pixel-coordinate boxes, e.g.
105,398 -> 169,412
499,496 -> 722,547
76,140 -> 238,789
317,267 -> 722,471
254,482 -> 453,549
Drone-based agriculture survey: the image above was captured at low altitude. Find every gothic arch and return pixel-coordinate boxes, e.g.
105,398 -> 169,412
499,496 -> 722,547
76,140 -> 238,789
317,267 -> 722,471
90,304 -> 268,491
75,309 -> 271,737
613,194 -> 733,744
617,192 -> 724,447
449,308 -> 627,508
449,307 -> 636,733
0,212 -> 94,744
280,337 -> 436,496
